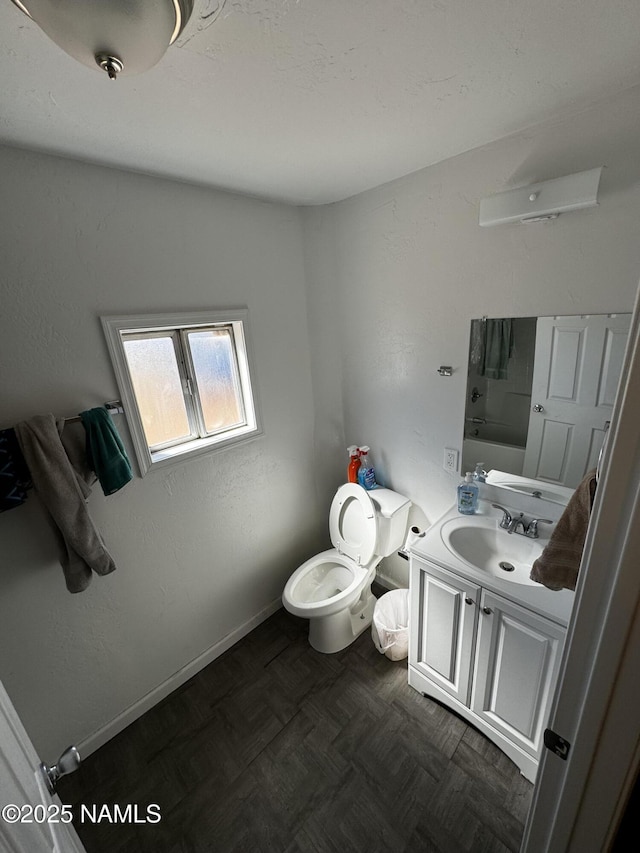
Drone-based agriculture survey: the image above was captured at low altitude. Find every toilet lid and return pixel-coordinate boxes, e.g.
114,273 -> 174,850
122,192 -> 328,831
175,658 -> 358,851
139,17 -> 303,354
328,484 -> 378,565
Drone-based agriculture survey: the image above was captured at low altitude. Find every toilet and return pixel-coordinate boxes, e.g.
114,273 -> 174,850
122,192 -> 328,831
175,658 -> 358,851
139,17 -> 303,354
282,483 -> 411,653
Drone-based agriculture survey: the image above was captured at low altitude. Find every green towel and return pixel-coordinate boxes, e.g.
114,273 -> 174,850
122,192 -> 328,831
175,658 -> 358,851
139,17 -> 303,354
482,318 -> 513,380
80,408 -> 133,496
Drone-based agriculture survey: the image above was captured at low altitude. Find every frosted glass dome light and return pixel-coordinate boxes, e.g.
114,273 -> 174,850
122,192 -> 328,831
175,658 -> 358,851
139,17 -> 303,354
10,0 -> 195,79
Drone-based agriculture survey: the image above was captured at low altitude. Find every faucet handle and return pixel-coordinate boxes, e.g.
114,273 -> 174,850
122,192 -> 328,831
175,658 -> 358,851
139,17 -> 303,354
526,518 -> 553,538
491,503 -> 513,529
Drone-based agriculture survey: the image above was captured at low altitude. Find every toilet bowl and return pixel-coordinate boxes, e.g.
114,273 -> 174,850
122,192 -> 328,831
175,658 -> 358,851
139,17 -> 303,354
282,483 -> 411,653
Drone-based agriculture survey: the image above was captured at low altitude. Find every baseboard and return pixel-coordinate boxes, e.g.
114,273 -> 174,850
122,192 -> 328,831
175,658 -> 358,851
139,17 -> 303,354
374,570 -> 400,591
77,597 -> 283,758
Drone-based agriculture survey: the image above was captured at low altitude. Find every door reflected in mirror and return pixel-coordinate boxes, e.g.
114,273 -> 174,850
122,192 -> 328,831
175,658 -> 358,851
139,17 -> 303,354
462,314 -> 631,488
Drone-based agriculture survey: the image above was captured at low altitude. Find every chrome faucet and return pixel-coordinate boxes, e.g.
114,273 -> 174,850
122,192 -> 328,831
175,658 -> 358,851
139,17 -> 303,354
492,504 -> 521,533
510,514 -> 527,535
491,504 -> 510,525
525,517 -> 553,539
491,504 -> 553,538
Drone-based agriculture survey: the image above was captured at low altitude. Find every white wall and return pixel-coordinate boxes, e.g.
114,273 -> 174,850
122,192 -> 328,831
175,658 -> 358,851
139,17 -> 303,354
0,147 -> 325,759
301,208 -> 347,508
303,86 -> 640,587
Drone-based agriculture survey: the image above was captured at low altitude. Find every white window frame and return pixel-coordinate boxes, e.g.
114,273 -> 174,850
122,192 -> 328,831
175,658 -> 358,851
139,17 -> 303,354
101,309 -> 262,476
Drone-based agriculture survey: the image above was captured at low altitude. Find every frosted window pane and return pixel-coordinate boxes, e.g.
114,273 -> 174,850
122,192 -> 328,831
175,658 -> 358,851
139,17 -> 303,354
187,330 -> 243,433
123,337 -> 191,447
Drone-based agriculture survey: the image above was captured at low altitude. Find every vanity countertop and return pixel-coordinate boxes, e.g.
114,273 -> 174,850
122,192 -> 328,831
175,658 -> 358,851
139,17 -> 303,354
411,500 -> 575,627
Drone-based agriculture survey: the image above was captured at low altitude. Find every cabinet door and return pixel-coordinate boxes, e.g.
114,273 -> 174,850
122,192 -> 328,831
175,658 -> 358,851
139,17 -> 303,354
410,560 -> 480,705
471,590 -> 565,759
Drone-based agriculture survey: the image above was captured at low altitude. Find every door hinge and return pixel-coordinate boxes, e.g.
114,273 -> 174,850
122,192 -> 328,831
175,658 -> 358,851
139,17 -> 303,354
544,728 -> 571,760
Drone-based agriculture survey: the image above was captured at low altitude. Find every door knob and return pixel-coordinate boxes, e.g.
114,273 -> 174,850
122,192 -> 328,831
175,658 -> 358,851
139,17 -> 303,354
482,607 -> 493,615
39,746 -> 81,795
532,404 -> 545,413
465,597 -> 474,605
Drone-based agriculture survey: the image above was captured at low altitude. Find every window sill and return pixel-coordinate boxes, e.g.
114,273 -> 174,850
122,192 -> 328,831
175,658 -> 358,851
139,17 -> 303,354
146,424 -> 263,473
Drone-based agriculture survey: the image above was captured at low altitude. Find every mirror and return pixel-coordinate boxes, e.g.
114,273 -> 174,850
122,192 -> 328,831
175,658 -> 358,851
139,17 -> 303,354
461,313 -> 631,490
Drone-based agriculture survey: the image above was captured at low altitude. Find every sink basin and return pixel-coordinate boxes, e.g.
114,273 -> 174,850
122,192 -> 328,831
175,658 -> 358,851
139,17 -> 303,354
440,516 -> 544,586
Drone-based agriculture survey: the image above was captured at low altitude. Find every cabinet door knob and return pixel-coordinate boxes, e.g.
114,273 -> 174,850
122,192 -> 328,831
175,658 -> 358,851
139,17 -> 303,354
482,606 -> 492,615
465,597 -> 474,605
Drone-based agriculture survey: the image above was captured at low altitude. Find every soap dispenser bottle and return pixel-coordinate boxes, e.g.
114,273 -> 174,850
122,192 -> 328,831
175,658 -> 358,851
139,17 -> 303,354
473,462 -> 487,483
457,472 -> 479,515
347,446 -> 361,483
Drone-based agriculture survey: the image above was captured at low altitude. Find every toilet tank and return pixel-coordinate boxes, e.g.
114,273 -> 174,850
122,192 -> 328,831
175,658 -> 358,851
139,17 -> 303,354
369,488 -> 411,556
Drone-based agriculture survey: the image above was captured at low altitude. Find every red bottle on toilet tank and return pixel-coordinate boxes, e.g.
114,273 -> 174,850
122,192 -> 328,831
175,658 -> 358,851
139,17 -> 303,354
347,446 -> 361,483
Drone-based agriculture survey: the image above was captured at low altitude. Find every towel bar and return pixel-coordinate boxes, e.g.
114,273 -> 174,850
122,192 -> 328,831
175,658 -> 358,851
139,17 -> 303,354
63,401 -> 124,424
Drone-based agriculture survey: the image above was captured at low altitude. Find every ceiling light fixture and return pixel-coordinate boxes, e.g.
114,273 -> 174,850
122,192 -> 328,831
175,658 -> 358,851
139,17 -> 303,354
478,167 -> 603,227
10,0 -> 195,80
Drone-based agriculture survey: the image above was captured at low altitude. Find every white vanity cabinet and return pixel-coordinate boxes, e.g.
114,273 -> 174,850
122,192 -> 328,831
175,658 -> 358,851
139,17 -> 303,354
410,561 -> 480,705
409,556 -> 566,782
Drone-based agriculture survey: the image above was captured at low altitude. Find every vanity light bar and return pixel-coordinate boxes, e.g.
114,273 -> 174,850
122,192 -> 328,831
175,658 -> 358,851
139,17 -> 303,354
479,167 -> 603,227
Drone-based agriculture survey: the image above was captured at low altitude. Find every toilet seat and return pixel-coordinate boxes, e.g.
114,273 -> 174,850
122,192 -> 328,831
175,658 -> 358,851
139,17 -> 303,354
328,483 -> 378,566
283,549 -> 374,618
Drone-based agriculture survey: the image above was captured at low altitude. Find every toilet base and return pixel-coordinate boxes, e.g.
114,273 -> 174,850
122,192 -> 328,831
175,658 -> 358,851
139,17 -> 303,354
308,587 -> 376,654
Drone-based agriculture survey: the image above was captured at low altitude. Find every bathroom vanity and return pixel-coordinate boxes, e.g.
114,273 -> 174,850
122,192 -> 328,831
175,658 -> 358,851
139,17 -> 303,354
408,498 -> 575,782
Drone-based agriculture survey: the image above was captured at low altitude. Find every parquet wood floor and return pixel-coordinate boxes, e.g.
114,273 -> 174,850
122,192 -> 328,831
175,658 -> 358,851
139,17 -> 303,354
58,599 -> 532,853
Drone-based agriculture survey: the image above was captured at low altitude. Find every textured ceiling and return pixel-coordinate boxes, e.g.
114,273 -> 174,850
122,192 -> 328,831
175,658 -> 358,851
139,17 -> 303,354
1,0 -> 640,205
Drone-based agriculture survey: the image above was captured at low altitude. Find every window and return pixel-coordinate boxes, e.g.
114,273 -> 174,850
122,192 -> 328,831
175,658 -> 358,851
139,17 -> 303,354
102,310 -> 261,475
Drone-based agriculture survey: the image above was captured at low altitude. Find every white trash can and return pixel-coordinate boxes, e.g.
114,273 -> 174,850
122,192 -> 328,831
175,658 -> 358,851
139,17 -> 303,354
371,589 -> 409,661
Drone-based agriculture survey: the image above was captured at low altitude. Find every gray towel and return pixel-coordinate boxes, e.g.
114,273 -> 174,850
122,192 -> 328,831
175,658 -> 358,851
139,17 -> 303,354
530,469 -> 597,591
15,414 -> 116,593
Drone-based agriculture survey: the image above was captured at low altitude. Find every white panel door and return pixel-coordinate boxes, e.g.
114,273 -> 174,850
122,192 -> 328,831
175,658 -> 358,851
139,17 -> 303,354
410,560 -> 480,705
471,591 -> 565,759
0,680 -> 86,853
522,314 -> 630,487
